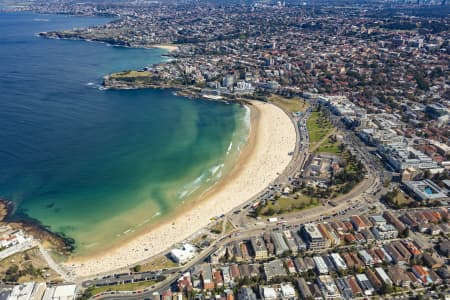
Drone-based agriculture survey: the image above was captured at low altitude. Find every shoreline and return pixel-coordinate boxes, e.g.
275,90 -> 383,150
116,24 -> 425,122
150,44 -> 179,52
0,200 -> 74,255
63,100 -> 297,278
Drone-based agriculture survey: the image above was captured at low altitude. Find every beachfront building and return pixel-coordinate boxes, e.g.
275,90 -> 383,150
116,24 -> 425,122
170,243 -> 197,264
8,282 -> 46,300
43,284 -> 77,300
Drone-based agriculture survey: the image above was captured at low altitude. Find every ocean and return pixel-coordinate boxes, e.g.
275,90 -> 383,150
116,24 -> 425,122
0,12 -> 248,255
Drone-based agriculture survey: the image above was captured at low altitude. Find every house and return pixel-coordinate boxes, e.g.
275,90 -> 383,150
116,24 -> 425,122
358,250 -> 374,266
369,215 -> 387,226
313,256 -> 329,275
438,240 -> 450,257
371,224 -> 398,240
296,278 -> 312,300
360,229 -> 375,243
285,259 -> 297,274
375,267 -> 393,286
330,253 -> 347,271
238,287 -> 257,300
199,264 -> 214,290
412,265 -> 433,285
383,211 -> 406,232
365,268 -> 382,291
356,274 -> 375,296
346,276 -> 363,297
350,215 -> 367,232
317,275 -> 342,300
177,272 -> 193,293
388,265 -> 411,287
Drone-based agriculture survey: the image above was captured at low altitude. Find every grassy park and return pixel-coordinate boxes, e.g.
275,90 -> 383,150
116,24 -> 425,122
110,70 -> 152,78
258,195 -> 320,216
268,94 -> 309,113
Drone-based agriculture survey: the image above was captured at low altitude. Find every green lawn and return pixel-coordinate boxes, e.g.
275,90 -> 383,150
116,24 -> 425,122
268,95 -> 309,113
90,280 -> 156,295
210,220 -> 223,234
259,196 -> 320,216
306,111 -> 334,150
394,191 -> 413,206
110,70 -> 152,78
140,255 -> 177,272
315,136 -> 342,155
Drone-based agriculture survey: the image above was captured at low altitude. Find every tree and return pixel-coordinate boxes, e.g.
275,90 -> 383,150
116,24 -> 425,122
399,228 -> 409,238
379,283 -> 393,295
133,265 -> 142,273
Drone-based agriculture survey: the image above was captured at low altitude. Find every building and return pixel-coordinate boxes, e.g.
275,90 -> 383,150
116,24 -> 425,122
335,277 -> 353,300
355,274 -> 374,296
313,256 -> 329,275
8,282 -> 45,300
170,244 -> 197,264
380,143 -> 439,172
301,224 -> 328,250
330,253 -> 347,271
271,232 -> 289,256
296,278 -> 312,300
198,264 -> 214,291
369,215 -> 387,226
263,259 -> 287,281
411,265 -> 433,285
375,267 -> 393,286
402,179 -> 449,202
259,286 -> 277,300
365,269 -> 382,291
237,287 -> 257,300
317,275 -> 342,300
383,211 -> 406,232
250,237 -> 268,260
45,285 -> 77,300
358,250 -> 374,266
371,224 -> 398,240
350,216 -> 366,232
280,283 -> 296,299
388,265 -> 411,287
282,230 -> 298,254
177,272 -> 193,294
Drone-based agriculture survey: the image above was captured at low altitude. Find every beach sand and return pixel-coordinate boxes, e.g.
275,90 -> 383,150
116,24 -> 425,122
64,100 -> 296,278
151,44 -> 179,52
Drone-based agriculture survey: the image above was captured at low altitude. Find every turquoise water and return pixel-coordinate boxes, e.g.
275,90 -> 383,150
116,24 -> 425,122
0,12 -> 248,255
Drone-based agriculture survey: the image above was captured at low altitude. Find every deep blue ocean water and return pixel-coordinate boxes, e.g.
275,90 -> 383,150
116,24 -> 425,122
0,12 -> 246,254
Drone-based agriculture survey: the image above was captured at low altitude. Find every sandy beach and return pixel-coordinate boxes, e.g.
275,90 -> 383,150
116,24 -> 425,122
64,100 -> 296,278
151,44 -> 179,52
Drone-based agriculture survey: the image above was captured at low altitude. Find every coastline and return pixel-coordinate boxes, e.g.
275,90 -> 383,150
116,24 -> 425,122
151,44 -> 179,52
64,100 -> 297,278
0,200 -> 73,254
